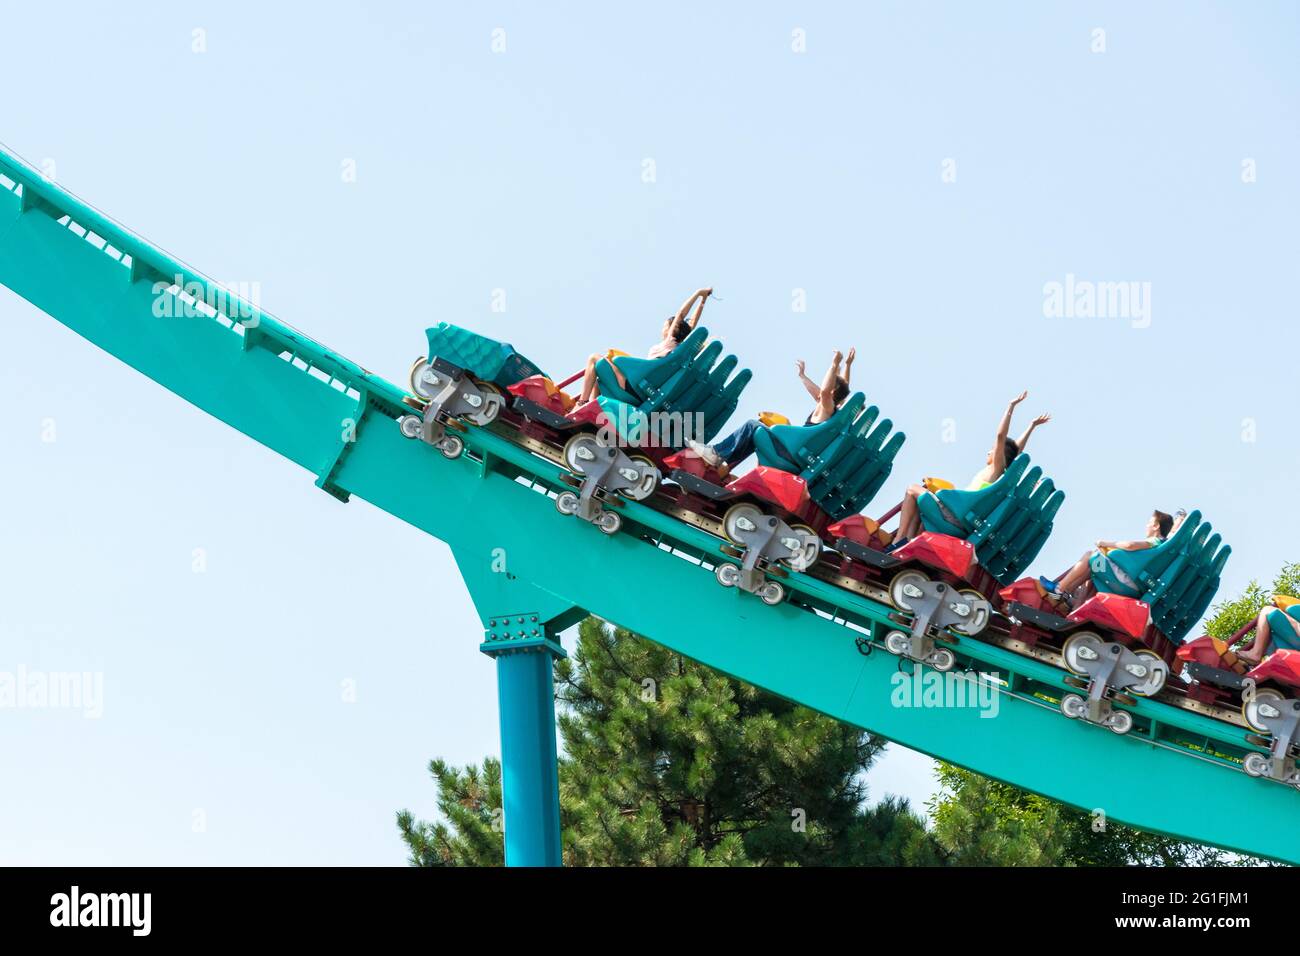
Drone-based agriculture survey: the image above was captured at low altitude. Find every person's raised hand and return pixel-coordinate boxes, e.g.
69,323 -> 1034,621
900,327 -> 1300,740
1010,390 -> 1028,406
846,346 -> 856,365
795,359 -> 806,377
832,349 -> 843,365
1032,412 -> 1052,427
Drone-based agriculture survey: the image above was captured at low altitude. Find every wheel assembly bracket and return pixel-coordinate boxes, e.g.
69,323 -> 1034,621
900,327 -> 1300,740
730,510 -> 817,592
1059,634 -> 1169,735
555,434 -> 660,534
397,357 -> 503,457
884,572 -> 989,670
1242,688 -> 1300,786
713,504 -> 820,606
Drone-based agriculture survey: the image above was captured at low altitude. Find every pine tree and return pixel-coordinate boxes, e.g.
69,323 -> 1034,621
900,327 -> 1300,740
397,759 -> 504,867
398,617 -> 935,866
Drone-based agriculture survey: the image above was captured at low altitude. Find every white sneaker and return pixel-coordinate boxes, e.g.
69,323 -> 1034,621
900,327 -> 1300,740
687,440 -> 723,468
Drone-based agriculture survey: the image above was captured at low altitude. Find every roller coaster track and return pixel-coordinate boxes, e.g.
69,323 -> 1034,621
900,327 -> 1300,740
1,144 -> 1295,866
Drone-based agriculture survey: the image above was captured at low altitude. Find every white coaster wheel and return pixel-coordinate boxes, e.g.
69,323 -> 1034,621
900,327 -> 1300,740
1126,648 -> 1170,698
715,563 -> 741,588
781,524 -> 822,573
1104,709 -> 1134,735
1061,631 -> 1105,676
398,414 -> 422,440
438,434 -> 464,459
1243,752 -> 1270,778
596,510 -> 623,535
563,433 -> 604,476
623,455 -> 660,501
888,570 -> 929,613
1060,693 -> 1088,720
721,502 -> 764,545
1243,687 -> 1288,734
884,630 -> 911,657
758,580 -> 786,606
949,588 -> 991,636
409,357 -> 445,402
555,491 -> 580,516
465,386 -> 504,426
929,648 -> 957,672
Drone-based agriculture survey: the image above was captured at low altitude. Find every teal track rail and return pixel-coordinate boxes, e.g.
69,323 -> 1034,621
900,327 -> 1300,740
1,145 -> 1296,865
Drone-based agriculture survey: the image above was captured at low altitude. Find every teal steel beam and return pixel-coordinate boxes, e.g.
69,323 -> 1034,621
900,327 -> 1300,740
1,145 -> 1297,865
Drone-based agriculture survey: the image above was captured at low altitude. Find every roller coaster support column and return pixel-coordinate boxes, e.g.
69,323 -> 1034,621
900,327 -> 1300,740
456,545 -> 585,867
480,619 -> 566,867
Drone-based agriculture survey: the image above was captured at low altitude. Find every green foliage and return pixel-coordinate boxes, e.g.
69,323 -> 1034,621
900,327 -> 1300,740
396,759 -> 503,867
557,618 -> 882,865
399,617 -> 936,866
1205,562 -> 1300,645
927,765 -> 1063,865
926,764 -> 1231,866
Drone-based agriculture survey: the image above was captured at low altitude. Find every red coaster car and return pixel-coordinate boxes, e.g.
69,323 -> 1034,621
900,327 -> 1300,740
665,457 -> 823,607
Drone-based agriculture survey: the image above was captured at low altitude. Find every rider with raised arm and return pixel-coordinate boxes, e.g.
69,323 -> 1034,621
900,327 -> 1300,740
892,391 -> 1051,547
795,348 -> 854,426
687,348 -> 854,478
577,287 -> 713,405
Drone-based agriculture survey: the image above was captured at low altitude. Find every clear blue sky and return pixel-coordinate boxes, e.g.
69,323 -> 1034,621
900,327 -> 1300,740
1,1 -> 1297,865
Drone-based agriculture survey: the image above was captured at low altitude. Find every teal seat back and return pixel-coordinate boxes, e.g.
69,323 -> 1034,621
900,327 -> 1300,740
1153,529 -> 1218,633
753,393 -> 905,520
1140,514 -> 1231,642
916,455 -> 1063,584
1095,509 -> 1233,642
594,327 -> 751,449
998,484 -> 1066,582
926,454 -> 1031,535
817,423 -> 906,520
968,464 -> 1041,552
759,394 -> 864,473
425,322 -> 546,387
1162,543 -> 1231,642
752,424 -> 803,472
974,469 -> 1066,585
696,358 -> 752,443
654,344 -> 753,444
597,327 -> 710,410
1144,523 -> 1210,611
1105,509 -> 1200,594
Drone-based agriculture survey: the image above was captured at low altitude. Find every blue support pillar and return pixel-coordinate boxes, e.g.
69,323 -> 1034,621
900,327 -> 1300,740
481,618 -> 567,867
